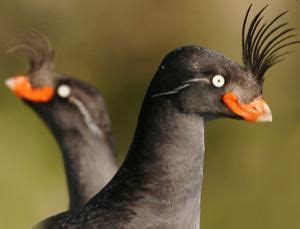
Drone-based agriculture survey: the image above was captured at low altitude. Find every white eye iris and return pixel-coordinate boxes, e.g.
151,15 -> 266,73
212,75 -> 225,88
57,84 -> 71,98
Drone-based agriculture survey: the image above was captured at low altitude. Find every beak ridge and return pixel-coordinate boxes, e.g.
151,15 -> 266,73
5,76 -> 54,103
223,92 -> 272,123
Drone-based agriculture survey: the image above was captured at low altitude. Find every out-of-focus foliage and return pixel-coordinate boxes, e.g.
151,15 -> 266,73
0,0 -> 298,228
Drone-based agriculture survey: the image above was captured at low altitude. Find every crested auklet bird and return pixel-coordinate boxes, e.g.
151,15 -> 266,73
38,5 -> 299,229
5,32 -> 118,210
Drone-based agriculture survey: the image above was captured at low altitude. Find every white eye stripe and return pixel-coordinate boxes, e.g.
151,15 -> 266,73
151,75 -> 224,98
151,84 -> 190,98
69,96 -> 103,137
212,75 -> 225,88
186,78 -> 210,84
57,84 -> 71,98
151,78 -> 210,98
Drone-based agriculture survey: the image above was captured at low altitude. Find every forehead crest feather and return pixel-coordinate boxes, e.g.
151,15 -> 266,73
242,4 -> 299,80
8,31 -> 56,86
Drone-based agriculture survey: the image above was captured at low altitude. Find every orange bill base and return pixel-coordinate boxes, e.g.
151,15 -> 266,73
222,92 -> 272,122
5,76 -> 54,103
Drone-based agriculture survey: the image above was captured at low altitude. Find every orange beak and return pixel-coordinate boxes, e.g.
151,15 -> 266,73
5,76 -> 54,103
222,92 -> 272,122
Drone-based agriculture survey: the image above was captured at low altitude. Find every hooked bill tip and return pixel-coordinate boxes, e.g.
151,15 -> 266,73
5,78 -> 15,90
256,102 -> 272,122
223,92 -> 273,123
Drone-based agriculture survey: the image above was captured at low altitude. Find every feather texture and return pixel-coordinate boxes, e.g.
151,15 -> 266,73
8,31 -> 55,74
242,4 -> 299,80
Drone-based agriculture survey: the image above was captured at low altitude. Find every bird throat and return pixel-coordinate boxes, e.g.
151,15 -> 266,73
122,99 -> 205,228
53,97 -> 205,228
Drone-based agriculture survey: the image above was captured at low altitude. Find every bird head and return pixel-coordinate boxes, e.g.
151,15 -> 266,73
149,5 -> 299,122
5,31 -> 112,137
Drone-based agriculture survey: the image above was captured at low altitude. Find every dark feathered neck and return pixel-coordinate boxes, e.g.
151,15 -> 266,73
124,98 -> 204,228
63,97 -> 205,228
48,119 -> 118,210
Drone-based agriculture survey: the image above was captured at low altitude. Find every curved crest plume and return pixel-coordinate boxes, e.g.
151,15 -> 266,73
8,31 -> 55,75
242,4 -> 299,80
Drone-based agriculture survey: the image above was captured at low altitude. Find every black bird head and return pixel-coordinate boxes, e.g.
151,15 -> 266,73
5,31 -> 112,137
149,5 -> 298,122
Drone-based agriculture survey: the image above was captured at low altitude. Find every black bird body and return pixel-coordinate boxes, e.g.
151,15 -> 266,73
39,46 -> 267,229
6,33 -> 118,210
29,77 -> 118,210
37,5 -> 298,229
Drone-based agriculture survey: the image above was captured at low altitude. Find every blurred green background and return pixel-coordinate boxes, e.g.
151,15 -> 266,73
0,0 -> 298,228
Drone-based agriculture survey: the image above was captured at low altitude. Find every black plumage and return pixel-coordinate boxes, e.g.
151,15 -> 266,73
36,5 -> 298,229
6,32 -> 118,210
242,4 -> 299,80
8,31 -> 56,86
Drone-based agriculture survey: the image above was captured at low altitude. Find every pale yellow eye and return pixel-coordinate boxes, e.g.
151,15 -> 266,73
212,75 -> 225,88
57,84 -> 71,98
